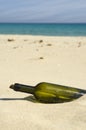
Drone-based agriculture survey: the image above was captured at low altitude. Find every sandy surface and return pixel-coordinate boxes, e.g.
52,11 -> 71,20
0,35 -> 86,130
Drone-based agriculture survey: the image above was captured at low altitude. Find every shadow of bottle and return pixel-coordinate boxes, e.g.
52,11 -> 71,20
0,96 -> 38,103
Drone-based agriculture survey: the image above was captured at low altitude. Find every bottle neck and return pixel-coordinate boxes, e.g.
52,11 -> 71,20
10,83 -> 35,94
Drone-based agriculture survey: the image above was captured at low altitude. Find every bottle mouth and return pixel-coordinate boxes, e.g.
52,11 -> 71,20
9,83 -> 21,91
9,84 -> 14,89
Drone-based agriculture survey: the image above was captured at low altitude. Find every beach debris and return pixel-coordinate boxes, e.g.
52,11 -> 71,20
8,39 -> 14,42
78,42 -> 81,47
39,40 -> 43,43
47,43 -> 52,46
24,39 -> 28,41
13,46 -> 18,49
40,45 -> 43,47
36,49 -> 39,51
39,57 -> 44,59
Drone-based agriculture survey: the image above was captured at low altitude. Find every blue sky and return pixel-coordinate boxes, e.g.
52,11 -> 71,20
0,0 -> 86,23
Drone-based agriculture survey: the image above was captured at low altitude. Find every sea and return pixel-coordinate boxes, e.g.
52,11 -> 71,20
0,23 -> 86,36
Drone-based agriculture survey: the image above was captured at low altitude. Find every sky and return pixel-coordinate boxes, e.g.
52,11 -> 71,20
0,0 -> 86,23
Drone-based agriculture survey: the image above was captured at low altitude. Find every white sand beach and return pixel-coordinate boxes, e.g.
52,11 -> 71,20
0,35 -> 86,130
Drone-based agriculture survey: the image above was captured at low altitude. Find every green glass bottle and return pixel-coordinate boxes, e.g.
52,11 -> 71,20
9,82 -> 86,103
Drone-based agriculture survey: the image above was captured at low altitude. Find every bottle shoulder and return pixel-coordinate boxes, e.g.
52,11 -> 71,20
35,82 -> 46,89
36,82 -> 53,88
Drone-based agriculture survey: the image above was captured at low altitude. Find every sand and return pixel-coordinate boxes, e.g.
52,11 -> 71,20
0,35 -> 86,130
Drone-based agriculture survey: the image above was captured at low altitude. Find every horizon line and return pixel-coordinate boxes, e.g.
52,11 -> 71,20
0,22 -> 86,24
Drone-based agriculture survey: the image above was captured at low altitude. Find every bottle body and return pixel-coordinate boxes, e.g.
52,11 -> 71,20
34,82 -> 86,103
10,82 -> 86,103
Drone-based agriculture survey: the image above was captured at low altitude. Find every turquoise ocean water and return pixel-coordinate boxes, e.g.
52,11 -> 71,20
0,23 -> 86,36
